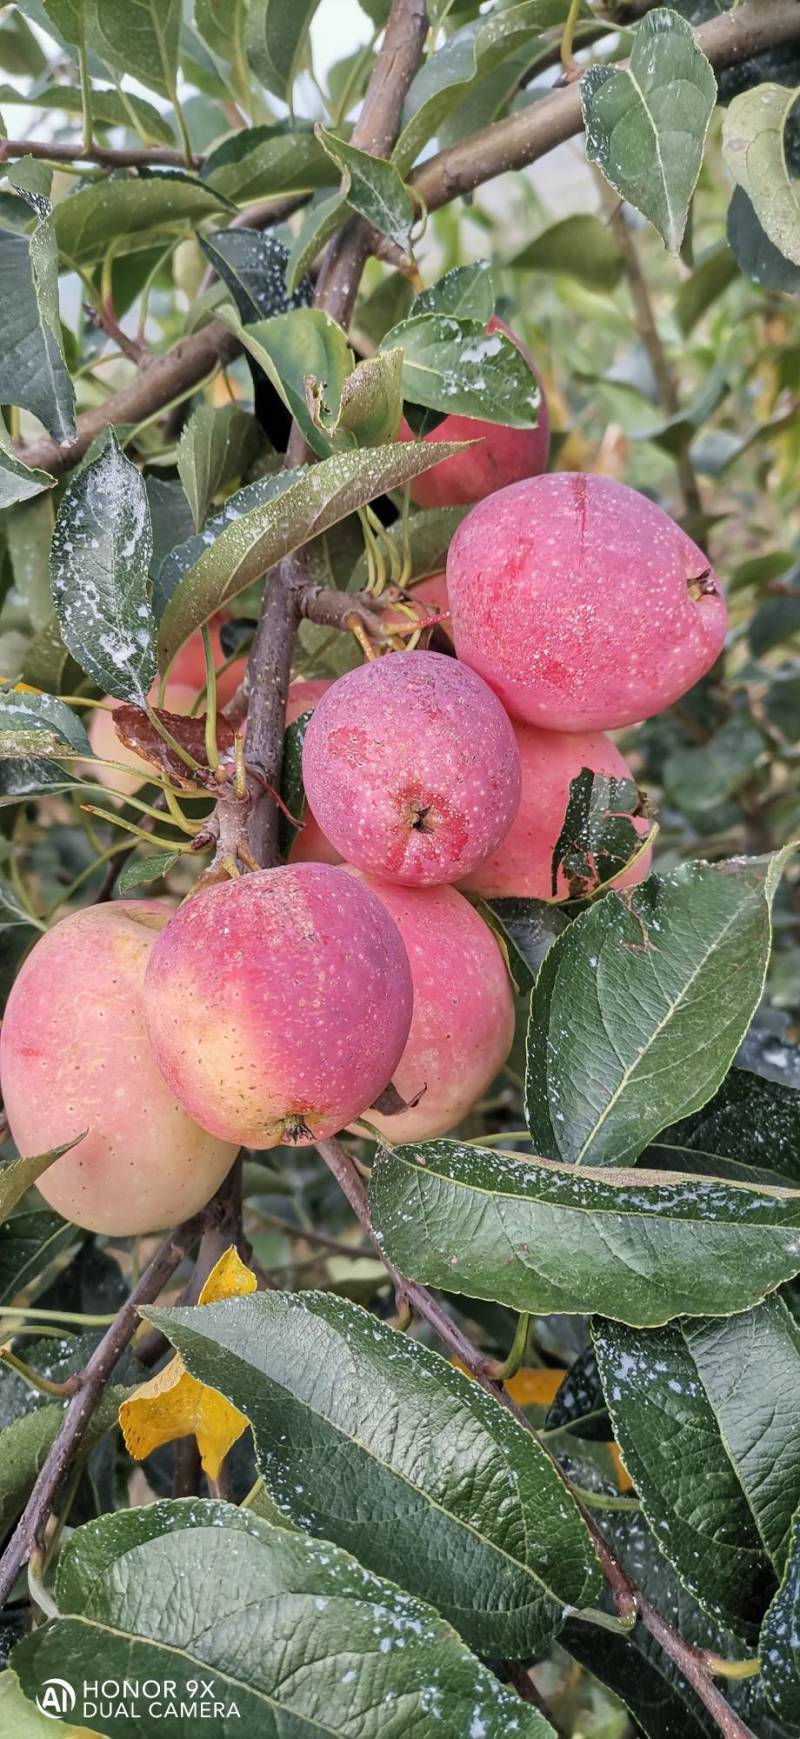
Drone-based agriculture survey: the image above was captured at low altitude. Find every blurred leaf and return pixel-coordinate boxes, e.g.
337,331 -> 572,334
650,1066 -> 800,1188
317,126 -> 416,251
0,78 -> 176,145
663,716 -> 765,813
147,1289 -> 601,1656
526,854 -> 791,1168
722,84 -> 800,270
728,186 -> 800,292
750,594 -> 800,656
0,690 -> 91,759
12,1499 -> 554,1738
51,428 -> 156,704
582,8 -> 716,253
177,403 -> 262,531
0,1210 -> 75,1305
245,0 -> 320,101
675,244 -> 738,334
0,1668 -> 101,1737
0,871 -> 42,933
201,227 -> 313,320
0,192 -> 75,444
395,0 -> 570,172
85,0 -> 181,99
510,214 -> 625,291
382,312 -> 540,426
53,171 -> 232,267
593,1317 -> 774,1637
202,125 -> 335,203
157,438 -> 466,668
765,673 -> 800,744
368,1140 -> 800,1327
0,1138 -> 82,1225
354,270 -> 415,346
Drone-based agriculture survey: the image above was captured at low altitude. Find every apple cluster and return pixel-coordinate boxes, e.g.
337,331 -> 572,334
0,338 -> 728,1236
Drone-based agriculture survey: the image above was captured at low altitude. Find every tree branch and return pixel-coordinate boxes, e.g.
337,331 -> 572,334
0,1209 -> 205,1609
0,136 -> 197,170
315,1136 -> 753,1739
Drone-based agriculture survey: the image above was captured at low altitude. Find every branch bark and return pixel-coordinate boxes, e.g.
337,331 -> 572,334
0,136 -> 197,170
315,1135 -> 755,1739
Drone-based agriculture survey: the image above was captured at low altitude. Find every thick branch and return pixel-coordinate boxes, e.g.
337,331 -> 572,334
0,1210 -> 204,1609
316,1136 -> 754,1739
244,555 -> 303,866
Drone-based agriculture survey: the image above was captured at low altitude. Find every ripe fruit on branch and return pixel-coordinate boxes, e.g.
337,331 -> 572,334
447,473 -> 727,731
143,863 -> 413,1147
301,650 -> 521,886
345,869 -> 514,1141
0,903 -> 236,1235
460,723 -> 652,901
398,318 -> 550,508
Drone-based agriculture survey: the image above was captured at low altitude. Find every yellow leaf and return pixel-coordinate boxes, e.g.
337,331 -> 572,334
451,1359 -> 565,1406
120,1245 -> 256,1480
609,1441 -> 634,1494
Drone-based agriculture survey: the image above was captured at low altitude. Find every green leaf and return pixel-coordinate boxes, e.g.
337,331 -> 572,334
383,313 -> 541,427
335,348 -> 405,447
221,305 -> 353,458
0,870 -> 43,932
157,437 -> 467,669
368,1139 -> 800,1327
245,0 -> 321,101
649,1067 -> 800,1189
684,1298 -> 800,1576
0,689 -> 91,759
727,186 -> 800,293
761,1508 -> 800,1726
85,0 -> 181,99
0,1139 -> 82,1226
412,261 -> 495,322
53,171 -> 232,268
675,243 -> 738,335
509,214 -> 625,292
0,424 -> 54,510
201,125 -> 335,203
550,767 -> 651,900
116,850 -> 179,893
153,473 -> 296,623
0,193 -> 75,444
145,1291 -> 601,1656
478,897 -> 566,996
0,1669 -> 102,1738
582,7 -> 717,253
177,403 -> 262,531
50,428 -> 156,704
395,0 -> 570,173
525,854 -> 792,1169
0,78 -> 177,145
350,504 -> 466,590
0,1387 -> 123,1544
284,188 -> 348,294
663,716 -> 765,813
200,225 -> 313,320
592,1317 -> 774,1637
0,1209 -> 75,1305
722,84 -> 800,271
317,125 -> 416,250
12,1498 -> 557,1737
278,709 -> 311,856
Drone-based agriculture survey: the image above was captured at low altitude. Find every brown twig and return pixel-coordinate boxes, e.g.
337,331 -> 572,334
0,136 -> 197,169
315,1136 -> 753,1739
0,1210 -> 204,1608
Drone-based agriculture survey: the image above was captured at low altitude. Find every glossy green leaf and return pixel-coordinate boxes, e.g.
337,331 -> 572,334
12,1498 -> 557,1736
53,171 -> 231,268
412,261 -> 495,322
317,126 -> 416,250
157,438 -> 466,669
221,305 -> 352,458
146,1290 -> 601,1657
727,186 -> 800,293
369,1140 -> 800,1327
649,1067 -> 800,1189
526,854 -> 791,1169
509,214 -> 625,292
245,0 -> 321,101
0,193 -> 75,445
761,1507 -> 800,1726
200,226 -> 313,321
478,897 -> 566,997
544,1345 -> 610,1442
85,0 -> 181,98
383,313 -> 540,426
0,1209 -> 75,1305
592,1318 -> 774,1637
177,403 -> 262,531
0,1140 -> 82,1225
722,84 -> 800,270
153,473 -> 297,624
202,125 -> 335,203
395,0 -> 569,172
0,689 -> 91,759
582,8 -> 717,253
51,429 -> 155,703
684,1298 -> 800,1574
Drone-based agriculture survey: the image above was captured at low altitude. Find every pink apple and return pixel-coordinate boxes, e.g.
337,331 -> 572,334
447,473 -> 727,731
